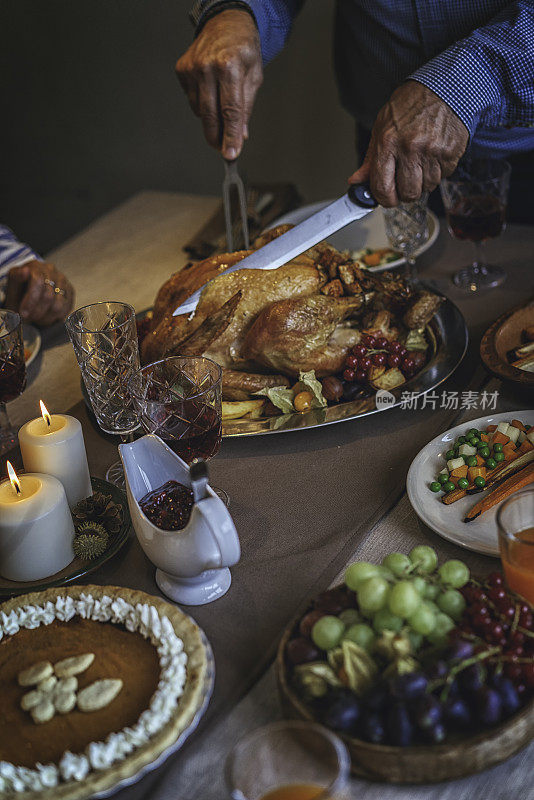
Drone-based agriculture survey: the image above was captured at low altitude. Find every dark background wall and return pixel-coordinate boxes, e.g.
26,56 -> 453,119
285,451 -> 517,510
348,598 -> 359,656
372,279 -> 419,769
2,0 -> 355,254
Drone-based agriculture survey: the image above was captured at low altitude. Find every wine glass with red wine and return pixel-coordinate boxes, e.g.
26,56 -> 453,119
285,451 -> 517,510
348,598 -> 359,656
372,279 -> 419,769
0,310 -> 27,456
440,158 -> 511,291
129,356 -> 227,503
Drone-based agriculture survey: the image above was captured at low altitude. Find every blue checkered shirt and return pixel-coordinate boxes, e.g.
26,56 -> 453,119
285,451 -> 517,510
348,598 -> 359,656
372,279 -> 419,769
191,0 -> 534,156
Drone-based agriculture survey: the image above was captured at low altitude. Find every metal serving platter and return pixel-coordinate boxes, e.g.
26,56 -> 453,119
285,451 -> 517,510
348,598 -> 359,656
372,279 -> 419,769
222,292 -> 468,437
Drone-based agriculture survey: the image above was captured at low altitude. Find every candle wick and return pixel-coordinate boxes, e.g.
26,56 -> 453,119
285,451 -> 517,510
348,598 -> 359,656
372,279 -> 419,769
46,417 -> 51,427
14,483 -> 21,495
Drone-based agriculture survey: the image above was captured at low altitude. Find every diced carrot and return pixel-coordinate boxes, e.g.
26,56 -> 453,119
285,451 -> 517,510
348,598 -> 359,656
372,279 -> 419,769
363,252 -> 382,267
480,433 -> 489,442
475,455 -> 486,466
448,475 -> 460,487
492,432 -> 510,445
518,439 -> 534,454
451,465 -> 468,478
487,425 -> 497,433
468,466 -> 486,481
511,420 -> 527,432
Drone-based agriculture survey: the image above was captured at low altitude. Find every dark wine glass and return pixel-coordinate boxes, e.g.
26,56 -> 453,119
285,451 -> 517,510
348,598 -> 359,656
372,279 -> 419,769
129,356 -> 227,502
440,158 -> 511,291
0,310 -> 27,456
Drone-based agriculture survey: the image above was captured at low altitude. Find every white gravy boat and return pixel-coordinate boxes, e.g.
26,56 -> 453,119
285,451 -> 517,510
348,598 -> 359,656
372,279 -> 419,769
120,434 -> 240,605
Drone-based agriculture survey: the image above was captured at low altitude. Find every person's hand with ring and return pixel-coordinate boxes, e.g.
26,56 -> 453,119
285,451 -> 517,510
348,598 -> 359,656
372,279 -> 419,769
4,260 -> 75,326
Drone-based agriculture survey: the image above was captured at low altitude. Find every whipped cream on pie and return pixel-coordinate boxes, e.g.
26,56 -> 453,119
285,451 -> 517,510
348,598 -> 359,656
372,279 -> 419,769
0,593 -> 187,794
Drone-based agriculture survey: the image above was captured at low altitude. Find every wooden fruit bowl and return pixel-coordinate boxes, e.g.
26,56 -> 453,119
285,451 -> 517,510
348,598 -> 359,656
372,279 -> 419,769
480,297 -> 534,387
276,606 -> 534,784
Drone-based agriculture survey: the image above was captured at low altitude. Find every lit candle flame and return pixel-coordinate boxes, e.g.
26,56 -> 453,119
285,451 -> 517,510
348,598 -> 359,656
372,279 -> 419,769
40,400 -> 51,427
7,461 -> 21,495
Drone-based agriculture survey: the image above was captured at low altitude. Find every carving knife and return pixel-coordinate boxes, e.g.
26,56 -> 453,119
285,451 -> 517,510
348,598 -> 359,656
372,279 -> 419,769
173,183 -> 377,317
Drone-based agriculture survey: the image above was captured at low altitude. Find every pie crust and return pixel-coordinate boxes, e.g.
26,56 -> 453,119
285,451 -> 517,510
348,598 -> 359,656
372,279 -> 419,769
0,585 -> 210,799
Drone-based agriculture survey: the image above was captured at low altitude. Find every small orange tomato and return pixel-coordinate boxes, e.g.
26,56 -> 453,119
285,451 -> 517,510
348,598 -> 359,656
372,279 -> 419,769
294,391 -> 313,412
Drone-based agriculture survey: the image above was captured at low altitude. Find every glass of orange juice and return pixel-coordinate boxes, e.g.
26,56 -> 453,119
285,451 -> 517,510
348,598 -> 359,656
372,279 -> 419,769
497,487 -> 534,605
225,721 -> 350,800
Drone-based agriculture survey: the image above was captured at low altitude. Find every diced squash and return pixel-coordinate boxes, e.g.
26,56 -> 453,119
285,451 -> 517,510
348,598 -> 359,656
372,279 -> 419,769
439,467 -> 449,476
487,425 -> 497,433
451,465 -> 468,478
447,457 -> 465,472
527,430 -> 534,446
507,426 -> 520,444
475,455 -> 486,466
518,431 -> 527,445
480,433 -> 489,442
468,466 -> 486,481
518,438 -> 534,453
459,443 -> 477,457
496,422 -> 510,436
448,475 -> 460,487
493,431 -> 510,445
502,443 -> 517,460
511,420 -> 528,432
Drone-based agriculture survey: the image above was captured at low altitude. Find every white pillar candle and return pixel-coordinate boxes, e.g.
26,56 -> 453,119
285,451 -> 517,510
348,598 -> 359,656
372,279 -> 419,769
0,465 -> 75,581
19,402 -> 92,508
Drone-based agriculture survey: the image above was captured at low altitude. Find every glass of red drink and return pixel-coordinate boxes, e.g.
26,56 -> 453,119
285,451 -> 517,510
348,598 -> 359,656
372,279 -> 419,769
440,158 -> 511,291
497,487 -> 534,606
129,356 -> 226,500
0,310 -> 27,456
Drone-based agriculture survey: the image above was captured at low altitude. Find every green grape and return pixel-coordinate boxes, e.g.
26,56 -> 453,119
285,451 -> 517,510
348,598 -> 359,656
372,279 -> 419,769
378,566 -> 395,582
345,562 -> 381,591
410,576 -> 427,595
343,623 -> 376,652
409,545 -> 438,575
408,630 -> 423,651
382,552 -> 411,578
373,608 -> 403,633
424,599 -> 440,613
423,583 -> 440,601
427,613 -> 455,645
438,560 -> 470,588
388,580 -> 420,618
311,615 -> 345,650
437,589 -> 466,621
408,602 -> 436,636
339,608 -> 360,627
357,577 -> 390,613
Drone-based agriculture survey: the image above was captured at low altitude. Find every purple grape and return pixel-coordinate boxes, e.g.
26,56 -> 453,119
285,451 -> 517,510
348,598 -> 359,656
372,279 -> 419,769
497,679 -> 521,716
321,688 -> 361,732
443,696 -> 472,728
387,703 -> 413,746
475,687 -> 502,726
446,640 -> 475,662
421,722 -> 447,744
390,672 -> 428,701
458,663 -> 485,692
414,695 -> 442,730
361,710 -> 386,744
364,684 -> 388,711
426,660 -> 448,681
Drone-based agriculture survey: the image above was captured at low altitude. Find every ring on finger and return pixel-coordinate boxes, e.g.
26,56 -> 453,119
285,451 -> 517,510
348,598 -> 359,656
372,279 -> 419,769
44,278 -> 57,291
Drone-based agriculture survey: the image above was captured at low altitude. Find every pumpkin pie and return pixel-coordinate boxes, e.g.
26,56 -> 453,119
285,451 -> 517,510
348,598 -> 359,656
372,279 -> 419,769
0,585 -> 211,798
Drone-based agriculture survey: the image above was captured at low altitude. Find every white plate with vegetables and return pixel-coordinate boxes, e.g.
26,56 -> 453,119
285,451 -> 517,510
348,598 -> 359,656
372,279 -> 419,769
274,202 -> 439,272
407,412 -> 534,557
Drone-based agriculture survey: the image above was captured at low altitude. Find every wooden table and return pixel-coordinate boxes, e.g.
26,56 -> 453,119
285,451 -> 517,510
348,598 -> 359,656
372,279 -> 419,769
8,192 -> 534,800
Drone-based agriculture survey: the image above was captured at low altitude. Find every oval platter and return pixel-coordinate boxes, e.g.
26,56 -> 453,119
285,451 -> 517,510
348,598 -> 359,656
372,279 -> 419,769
276,600 -> 534,784
480,297 -> 534,388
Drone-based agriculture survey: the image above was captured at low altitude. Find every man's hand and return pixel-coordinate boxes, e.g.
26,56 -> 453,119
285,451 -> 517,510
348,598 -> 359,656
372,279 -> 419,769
4,261 -> 75,326
349,81 -> 469,206
176,9 -> 263,160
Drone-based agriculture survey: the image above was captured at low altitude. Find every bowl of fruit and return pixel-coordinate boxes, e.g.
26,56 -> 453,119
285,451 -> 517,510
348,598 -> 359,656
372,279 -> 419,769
277,547 -> 534,783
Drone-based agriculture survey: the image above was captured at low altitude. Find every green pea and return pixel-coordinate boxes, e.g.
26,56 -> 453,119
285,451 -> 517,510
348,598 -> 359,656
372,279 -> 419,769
445,449 -> 455,460
438,473 -> 449,485
486,458 -> 497,469
457,436 -> 467,444
430,481 -> 442,493
443,481 -> 456,493
467,428 -> 479,437
479,446 -> 490,458
494,452 -> 505,462
466,456 -> 478,468
474,476 -> 486,488
493,443 -> 504,453
469,436 -> 480,446
457,478 -> 469,489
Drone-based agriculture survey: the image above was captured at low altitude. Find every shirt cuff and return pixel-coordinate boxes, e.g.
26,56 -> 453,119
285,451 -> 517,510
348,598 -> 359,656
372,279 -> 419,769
409,45 -> 504,141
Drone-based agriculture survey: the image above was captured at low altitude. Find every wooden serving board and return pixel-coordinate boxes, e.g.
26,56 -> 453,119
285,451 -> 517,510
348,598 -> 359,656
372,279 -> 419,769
276,603 -> 534,784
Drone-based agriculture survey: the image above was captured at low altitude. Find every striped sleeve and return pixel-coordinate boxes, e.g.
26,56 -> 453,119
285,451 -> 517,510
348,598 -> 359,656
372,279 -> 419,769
0,225 -> 42,280
409,1 -> 534,140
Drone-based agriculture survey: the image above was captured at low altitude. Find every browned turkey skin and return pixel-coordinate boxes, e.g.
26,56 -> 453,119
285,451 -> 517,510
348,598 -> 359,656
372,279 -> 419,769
141,225 -> 442,389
